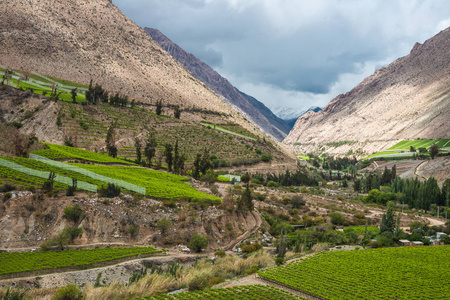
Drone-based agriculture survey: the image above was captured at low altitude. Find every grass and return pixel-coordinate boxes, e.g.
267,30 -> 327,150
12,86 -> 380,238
259,246 -> 450,299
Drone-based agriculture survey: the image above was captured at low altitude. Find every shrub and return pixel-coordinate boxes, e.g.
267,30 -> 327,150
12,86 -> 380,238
0,183 -> 15,193
214,250 -> 226,258
3,192 -> 12,202
188,234 -> 208,253
157,218 -> 172,236
291,195 -> 305,208
3,288 -> 28,300
329,212 -> 345,225
261,153 -> 272,162
188,274 -> 208,291
51,284 -> 83,300
98,183 -> 120,198
243,265 -> 259,275
266,181 -> 278,188
275,257 -> 284,266
208,277 -> 225,286
63,205 -> 83,224
126,224 -> 139,238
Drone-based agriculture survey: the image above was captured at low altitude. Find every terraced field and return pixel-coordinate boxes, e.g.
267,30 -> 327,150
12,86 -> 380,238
139,285 -> 303,300
259,246 -> 450,299
71,163 -> 221,201
364,138 -> 449,160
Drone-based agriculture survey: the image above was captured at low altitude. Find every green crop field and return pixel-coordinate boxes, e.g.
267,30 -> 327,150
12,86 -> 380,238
259,246 -> 450,299
0,247 -> 162,276
363,138 -> 449,160
387,138 -> 449,151
201,122 -> 257,141
0,162 -> 68,190
32,143 -> 134,165
138,285 -> 303,300
71,164 -> 221,201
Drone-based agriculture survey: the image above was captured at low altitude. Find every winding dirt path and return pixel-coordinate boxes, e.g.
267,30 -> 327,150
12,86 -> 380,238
223,211 -> 262,251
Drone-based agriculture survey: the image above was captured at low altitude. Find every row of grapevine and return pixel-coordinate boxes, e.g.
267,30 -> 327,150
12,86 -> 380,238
258,246 -> 450,299
31,143 -> 134,164
139,285 -> 303,300
30,154 -> 145,194
72,164 -> 221,201
0,158 -> 97,192
0,247 -> 162,275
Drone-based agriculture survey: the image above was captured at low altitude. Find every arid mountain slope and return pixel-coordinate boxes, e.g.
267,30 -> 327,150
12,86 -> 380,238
285,27 -> 450,155
145,28 -> 290,140
0,0 -> 243,122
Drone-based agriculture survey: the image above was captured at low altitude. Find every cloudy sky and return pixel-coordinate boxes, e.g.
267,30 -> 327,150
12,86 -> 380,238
114,0 -> 450,114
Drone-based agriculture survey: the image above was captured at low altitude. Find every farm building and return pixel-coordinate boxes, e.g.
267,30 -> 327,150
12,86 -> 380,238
411,241 -> 424,247
399,240 -> 412,247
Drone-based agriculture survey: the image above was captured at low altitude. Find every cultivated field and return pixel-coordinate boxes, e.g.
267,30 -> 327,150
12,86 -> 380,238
259,246 -> 450,299
139,285 -> 303,300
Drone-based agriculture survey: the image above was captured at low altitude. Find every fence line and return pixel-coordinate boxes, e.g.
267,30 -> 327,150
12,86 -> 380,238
0,158 -> 97,192
29,154 -> 146,195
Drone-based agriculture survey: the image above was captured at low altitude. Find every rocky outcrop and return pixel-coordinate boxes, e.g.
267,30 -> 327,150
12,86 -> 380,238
284,27 -> 450,155
145,28 -> 290,140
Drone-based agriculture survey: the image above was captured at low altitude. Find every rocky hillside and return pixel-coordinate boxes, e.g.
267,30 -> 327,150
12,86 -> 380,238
285,27 -> 450,156
145,28 -> 290,141
0,0 -> 248,126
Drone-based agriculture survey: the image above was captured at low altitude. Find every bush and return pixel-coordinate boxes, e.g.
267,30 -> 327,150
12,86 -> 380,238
157,218 -> 172,236
98,183 -> 121,198
63,205 -> 83,223
275,257 -> 284,266
243,265 -> 259,275
3,192 -> 12,202
208,277 -> 225,286
51,284 -> 83,300
188,275 -> 208,291
0,183 -> 15,192
266,181 -> 278,188
188,234 -> 208,253
261,153 -> 272,162
214,250 -> 226,258
329,212 -> 345,225
291,195 -> 305,208
126,224 -> 139,238
3,288 -> 28,300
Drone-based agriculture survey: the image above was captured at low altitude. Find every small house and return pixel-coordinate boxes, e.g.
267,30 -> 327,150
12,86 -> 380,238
399,240 -> 411,247
411,241 -> 424,247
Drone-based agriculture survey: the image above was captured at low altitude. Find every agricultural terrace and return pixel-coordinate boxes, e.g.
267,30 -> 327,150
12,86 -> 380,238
0,159 -> 68,190
71,164 -> 221,201
259,246 -> 450,299
139,285 -> 303,300
201,122 -> 258,141
0,247 -> 162,277
364,138 -> 449,160
32,143 -> 134,165
0,66 -> 88,103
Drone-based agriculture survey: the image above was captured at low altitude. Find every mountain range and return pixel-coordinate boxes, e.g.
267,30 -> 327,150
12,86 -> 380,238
145,28 -> 290,140
285,27 -> 450,155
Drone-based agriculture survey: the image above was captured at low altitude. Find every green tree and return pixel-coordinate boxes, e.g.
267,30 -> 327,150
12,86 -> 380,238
430,144 -> 439,159
164,143 -> 173,171
189,234 -> 208,253
70,88 -> 77,103
174,105 -> 181,119
135,137 -> 142,164
105,122 -> 117,158
156,99 -> 163,115
261,153 -> 272,162
380,201 -> 397,234
144,132 -> 157,166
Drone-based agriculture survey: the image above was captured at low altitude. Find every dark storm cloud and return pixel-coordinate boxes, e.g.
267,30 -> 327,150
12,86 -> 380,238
114,0 -> 450,111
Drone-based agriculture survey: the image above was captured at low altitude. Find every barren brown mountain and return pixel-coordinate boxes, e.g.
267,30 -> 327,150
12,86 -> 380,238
285,27 -> 450,156
0,0 -> 249,125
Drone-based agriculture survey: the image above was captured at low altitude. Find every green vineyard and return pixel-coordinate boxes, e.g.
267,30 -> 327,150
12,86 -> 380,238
0,247 -> 163,276
138,285 -> 303,300
32,143 -> 134,165
259,246 -> 450,299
